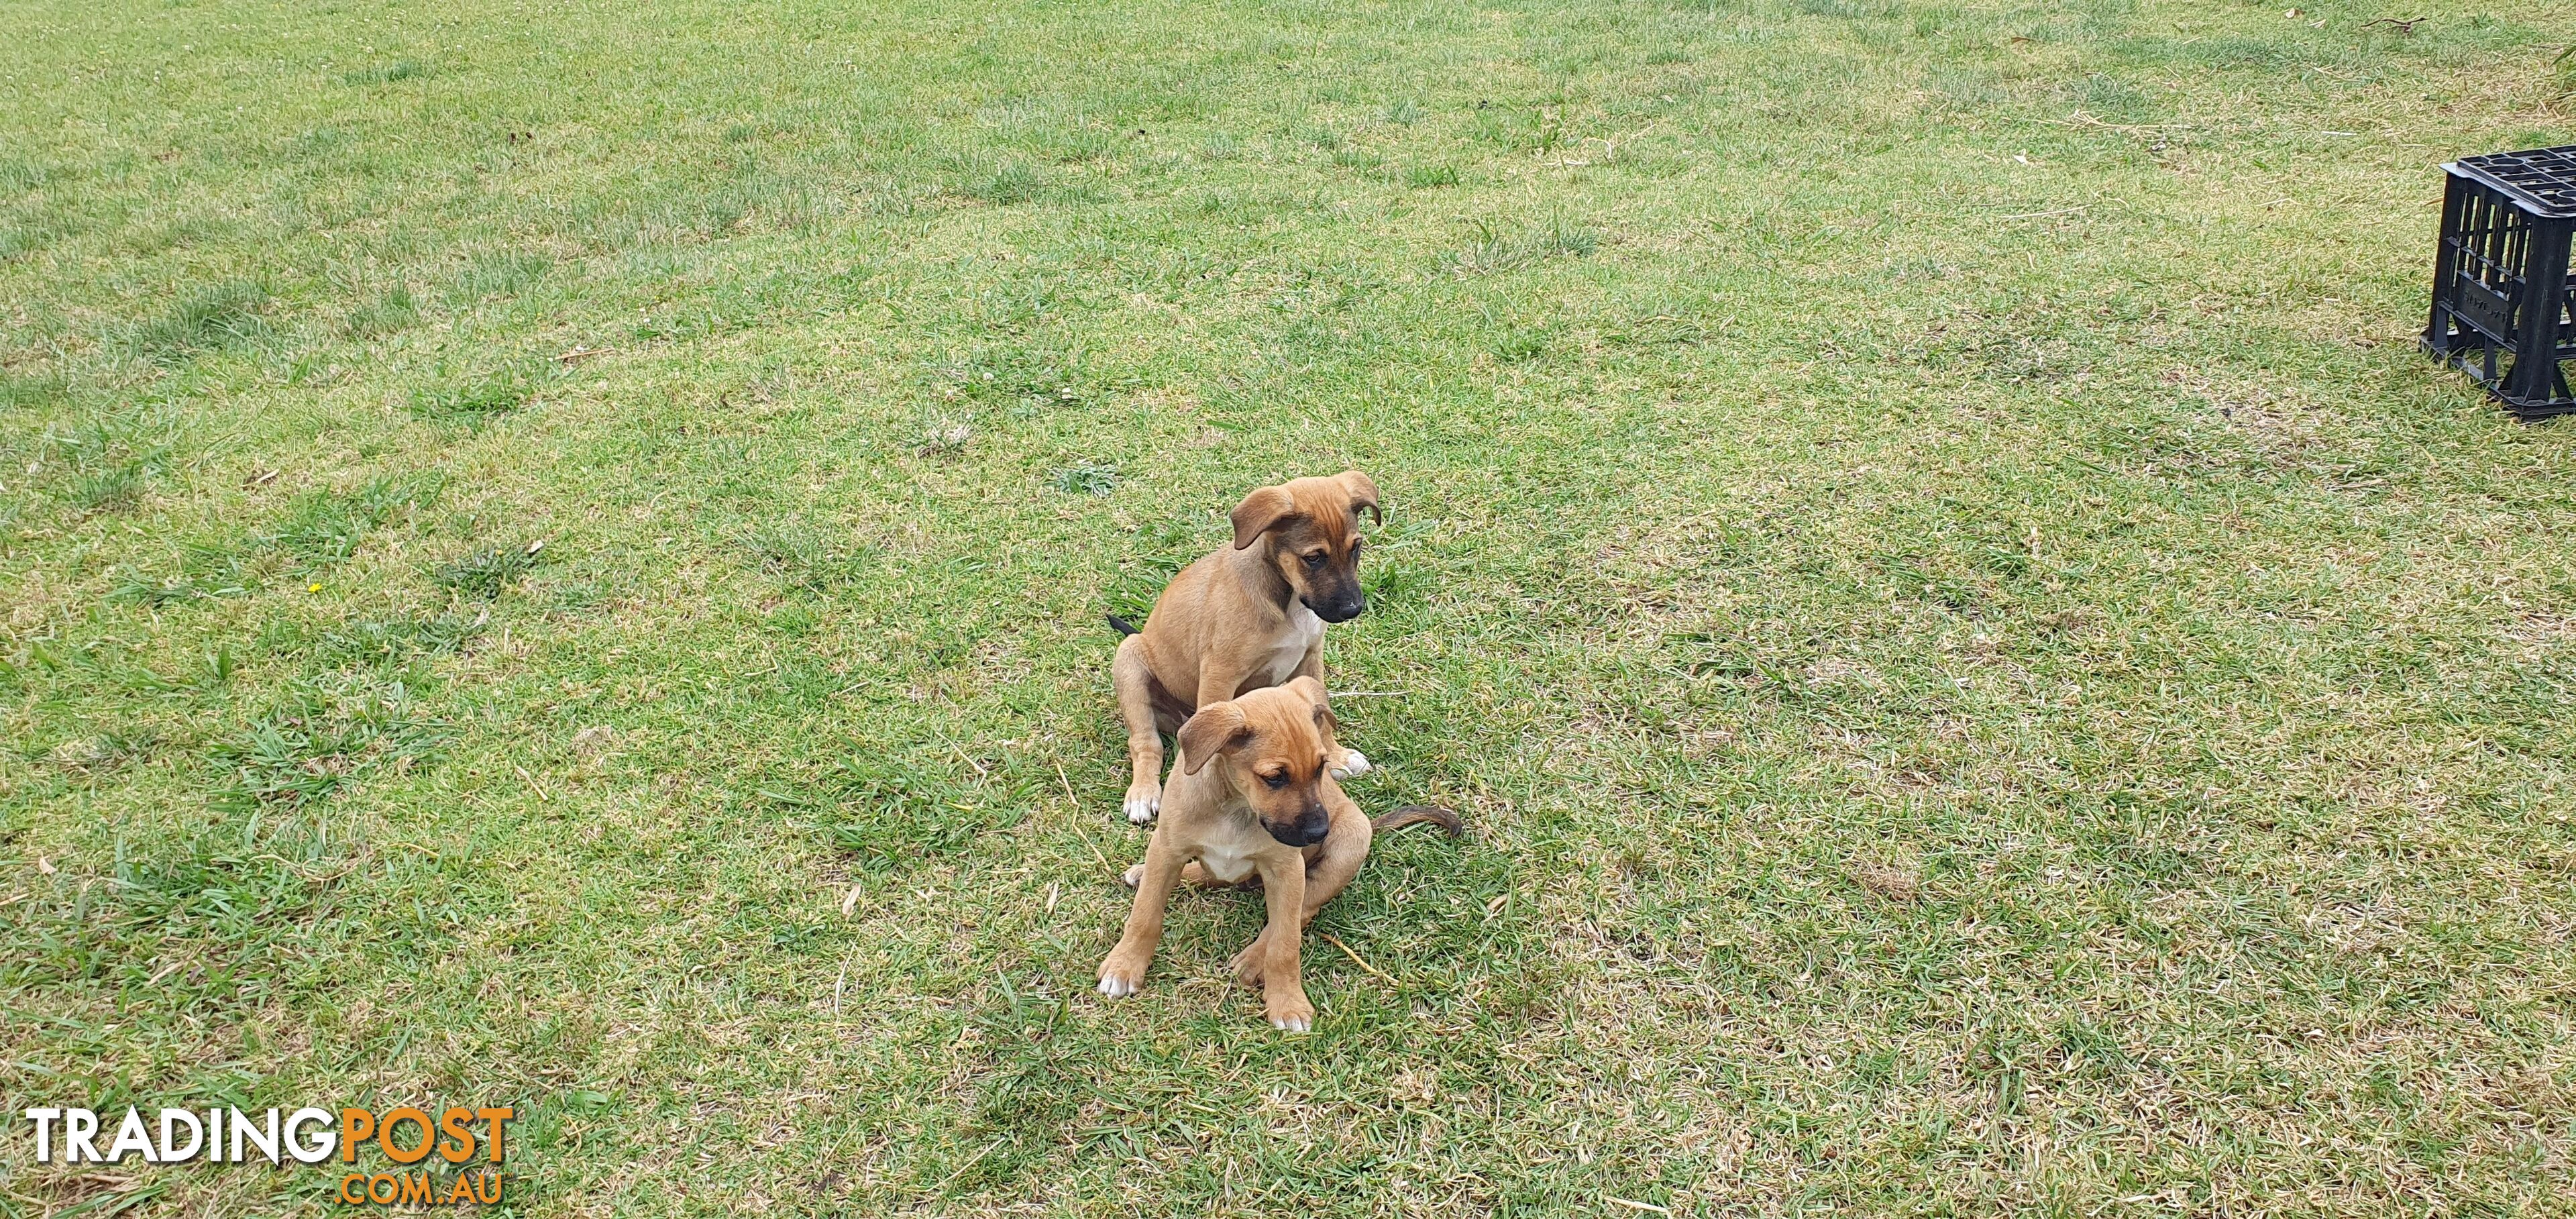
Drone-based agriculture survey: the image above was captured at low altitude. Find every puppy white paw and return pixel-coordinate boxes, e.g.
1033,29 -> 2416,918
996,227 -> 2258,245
1331,748 -> 1371,779
1265,992 -> 1314,1031
1097,962 -> 1143,998
1121,863 -> 1144,888
1123,781 -> 1161,825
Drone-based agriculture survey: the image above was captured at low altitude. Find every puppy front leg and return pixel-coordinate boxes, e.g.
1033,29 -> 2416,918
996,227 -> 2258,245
1252,853 -> 1313,1031
1194,660 -> 1256,717
1112,636 -> 1165,824
1097,833 -> 1184,998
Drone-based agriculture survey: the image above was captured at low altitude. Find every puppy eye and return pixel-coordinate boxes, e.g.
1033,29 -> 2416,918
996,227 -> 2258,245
1263,772 -> 1290,789
1303,551 -> 1327,568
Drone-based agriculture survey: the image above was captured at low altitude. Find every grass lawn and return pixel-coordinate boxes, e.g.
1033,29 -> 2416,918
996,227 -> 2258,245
6,0 -> 2576,1213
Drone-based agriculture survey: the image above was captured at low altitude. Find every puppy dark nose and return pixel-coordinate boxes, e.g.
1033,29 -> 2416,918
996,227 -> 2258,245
1318,594 -> 1366,623
1268,818 -> 1330,847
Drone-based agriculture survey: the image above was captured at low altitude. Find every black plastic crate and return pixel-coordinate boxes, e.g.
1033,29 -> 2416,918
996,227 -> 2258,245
2422,145 -> 2576,420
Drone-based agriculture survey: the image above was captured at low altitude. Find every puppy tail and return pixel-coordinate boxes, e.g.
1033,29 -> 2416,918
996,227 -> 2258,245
1371,805 -> 1463,838
1106,613 -> 1142,637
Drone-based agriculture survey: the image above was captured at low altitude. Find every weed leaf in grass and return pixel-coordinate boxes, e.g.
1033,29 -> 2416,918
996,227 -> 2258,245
1444,215 -> 1597,274
212,688 -> 446,810
741,521 -> 872,590
410,360 -> 555,421
343,60 -> 429,85
309,611 -> 487,671
963,162 -> 1042,205
344,284 -> 419,337
826,752 -> 1003,871
124,278 -> 271,362
432,541 -> 546,598
106,576 -> 201,606
1404,162 -> 1460,189
68,464 -> 146,515
0,157 -> 50,193
1051,462 -> 1119,496
264,474 -> 441,567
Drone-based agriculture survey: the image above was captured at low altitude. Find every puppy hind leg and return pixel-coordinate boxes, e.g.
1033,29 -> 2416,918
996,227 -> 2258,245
1237,793 -> 1370,986
1297,794 -> 1374,924
1112,637 -> 1167,824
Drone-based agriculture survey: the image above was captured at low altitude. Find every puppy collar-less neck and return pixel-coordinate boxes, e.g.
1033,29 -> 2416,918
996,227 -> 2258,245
1201,761 -> 1261,823
1240,541 -> 1296,614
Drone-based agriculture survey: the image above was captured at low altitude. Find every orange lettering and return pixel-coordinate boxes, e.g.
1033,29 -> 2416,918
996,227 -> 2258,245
435,1107 -> 476,1164
396,1172 -> 434,1205
339,1109 -> 375,1163
475,1108 -> 515,1163
378,1108 -> 434,1165
338,1173 -> 366,1204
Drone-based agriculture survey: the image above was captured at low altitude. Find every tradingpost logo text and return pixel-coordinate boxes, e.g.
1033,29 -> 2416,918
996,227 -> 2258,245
21,1104 -> 518,1207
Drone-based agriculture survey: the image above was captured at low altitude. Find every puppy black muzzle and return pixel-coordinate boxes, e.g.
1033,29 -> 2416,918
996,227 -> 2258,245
1267,803 -> 1332,847
1307,592 -> 1367,624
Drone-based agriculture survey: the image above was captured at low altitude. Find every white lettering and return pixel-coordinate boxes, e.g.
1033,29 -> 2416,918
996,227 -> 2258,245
107,1108 -> 158,1163
282,1108 -> 335,1164
229,1108 -> 277,1164
64,1109 -> 101,1163
23,1109 -> 59,1163
158,1108 -> 204,1161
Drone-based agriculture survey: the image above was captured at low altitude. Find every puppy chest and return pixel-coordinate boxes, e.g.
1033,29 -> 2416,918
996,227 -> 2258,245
1264,604 -> 1325,684
1197,844 -> 1258,884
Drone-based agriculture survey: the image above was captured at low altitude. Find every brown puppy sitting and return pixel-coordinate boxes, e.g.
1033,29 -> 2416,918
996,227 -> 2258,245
1110,471 -> 1381,825
1095,676 -> 1458,1030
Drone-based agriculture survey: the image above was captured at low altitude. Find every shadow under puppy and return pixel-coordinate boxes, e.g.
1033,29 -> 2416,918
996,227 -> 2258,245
1108,471 -> 1381,825
1096,676 -> 1458,1030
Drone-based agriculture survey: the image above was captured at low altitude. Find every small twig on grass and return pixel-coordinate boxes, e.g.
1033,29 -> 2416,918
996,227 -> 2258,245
1076,828 -> 1114,877
1605,1199 -> 1670,1216
932,1138 -> 1008,1194
1328,689 -> 1411,698
1998,206 -> 2089,221
555,346 -> 618,364
1059,761 -> 1118,875
936,731 -> 987,777
1318,933 -> 1397,986
2031,110 -> 2194,134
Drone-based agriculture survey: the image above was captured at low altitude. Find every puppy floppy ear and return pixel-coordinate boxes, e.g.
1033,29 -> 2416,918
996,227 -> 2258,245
1177,702 -> 1252,775
1336,470 -> 1382,526
1285,675 -> 1332,733
1230,484 -> 1303,550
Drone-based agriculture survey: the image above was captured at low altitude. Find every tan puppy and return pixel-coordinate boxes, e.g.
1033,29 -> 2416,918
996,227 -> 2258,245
1095,677 -> 1458,1030
1110,471 -> 1381,825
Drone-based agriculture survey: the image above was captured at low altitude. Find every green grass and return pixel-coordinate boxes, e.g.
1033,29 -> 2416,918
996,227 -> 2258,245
4,0 -> 2575,1214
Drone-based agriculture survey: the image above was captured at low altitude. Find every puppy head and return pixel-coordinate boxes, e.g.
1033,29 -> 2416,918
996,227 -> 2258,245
1228,471 -> 1381,624
1177,676 -> 1337,847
